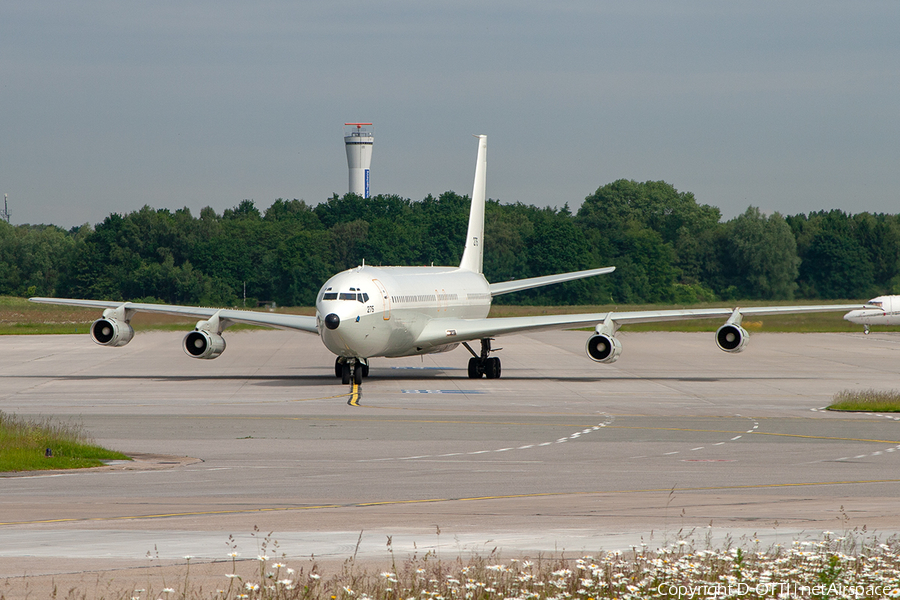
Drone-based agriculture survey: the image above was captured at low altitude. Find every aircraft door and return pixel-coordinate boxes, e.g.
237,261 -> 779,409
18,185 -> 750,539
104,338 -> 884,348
372,279 -> 391,320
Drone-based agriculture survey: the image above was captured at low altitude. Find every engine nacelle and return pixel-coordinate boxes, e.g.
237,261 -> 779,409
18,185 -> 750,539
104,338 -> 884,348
716,323 -> 748,353
90,318 -> 134,347
183,330 -> 226,360
585,333 -> 622,364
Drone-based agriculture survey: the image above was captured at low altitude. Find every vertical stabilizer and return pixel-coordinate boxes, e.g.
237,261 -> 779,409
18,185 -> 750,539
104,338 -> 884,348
459,135 -> 487,273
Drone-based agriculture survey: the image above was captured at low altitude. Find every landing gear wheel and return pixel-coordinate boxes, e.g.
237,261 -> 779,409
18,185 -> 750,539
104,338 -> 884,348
335,358 -> 343,378
485,356 -> 501,379
361,362 -> 369,377
464,338 -> 502,379
353,364 -> 363,384
468,357 -> 483,379
341,362 -> 351,385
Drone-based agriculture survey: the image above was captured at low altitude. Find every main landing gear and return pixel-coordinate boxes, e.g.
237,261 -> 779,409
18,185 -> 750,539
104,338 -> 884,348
335,357 -> 369,385
464,338 -> 501,379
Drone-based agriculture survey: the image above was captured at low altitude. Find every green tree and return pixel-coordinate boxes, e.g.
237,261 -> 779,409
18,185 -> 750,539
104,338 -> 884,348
483,201 -> 534,287
719,207 -> 800,300
575,180 -> 716,303
790,210 -> 878,299
801,230 -> 875,299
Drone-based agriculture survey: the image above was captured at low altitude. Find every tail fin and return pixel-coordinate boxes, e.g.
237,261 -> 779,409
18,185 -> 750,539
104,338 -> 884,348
459,134 -> 487,273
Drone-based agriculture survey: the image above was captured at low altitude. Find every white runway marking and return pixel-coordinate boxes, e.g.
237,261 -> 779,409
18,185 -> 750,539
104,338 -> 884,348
358,415 -> 614,462
647,416 -> 759,461
401,389 -> 485,394
810,406 -> 900,461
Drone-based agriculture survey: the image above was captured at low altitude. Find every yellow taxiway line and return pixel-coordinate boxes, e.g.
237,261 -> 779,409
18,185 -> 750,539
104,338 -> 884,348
4,478 -> 900,527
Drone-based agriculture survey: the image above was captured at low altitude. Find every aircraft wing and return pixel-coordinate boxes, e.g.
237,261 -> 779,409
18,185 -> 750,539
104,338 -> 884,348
29,297 -> 319,333
414,303 -> 867,349
489,266 -> 616,296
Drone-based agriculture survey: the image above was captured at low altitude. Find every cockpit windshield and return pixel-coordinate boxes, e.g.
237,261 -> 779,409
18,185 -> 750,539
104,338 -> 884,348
322,287 -> 369,303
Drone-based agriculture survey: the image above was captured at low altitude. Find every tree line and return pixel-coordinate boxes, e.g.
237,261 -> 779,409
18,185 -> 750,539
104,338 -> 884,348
1,180 -> 898,307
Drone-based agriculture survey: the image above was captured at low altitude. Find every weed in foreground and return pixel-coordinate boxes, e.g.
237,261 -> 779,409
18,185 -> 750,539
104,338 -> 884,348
48,530 -> 900,600
828,389 -> 900,413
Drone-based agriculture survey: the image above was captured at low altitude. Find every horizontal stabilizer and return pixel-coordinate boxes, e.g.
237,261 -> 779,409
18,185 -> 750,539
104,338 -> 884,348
489,266 -> 615,296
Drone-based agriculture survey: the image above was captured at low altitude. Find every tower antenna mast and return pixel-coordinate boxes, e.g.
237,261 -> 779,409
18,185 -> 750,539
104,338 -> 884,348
1,194 -> 9,224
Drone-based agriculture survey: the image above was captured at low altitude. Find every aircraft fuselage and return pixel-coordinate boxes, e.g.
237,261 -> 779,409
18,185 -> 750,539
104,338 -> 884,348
315,265 -> 491,359
844,295 -> 900,330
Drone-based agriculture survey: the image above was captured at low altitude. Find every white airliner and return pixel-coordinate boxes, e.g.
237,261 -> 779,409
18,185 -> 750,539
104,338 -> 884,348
844,296 -> 900,333
31,135 -> 866,384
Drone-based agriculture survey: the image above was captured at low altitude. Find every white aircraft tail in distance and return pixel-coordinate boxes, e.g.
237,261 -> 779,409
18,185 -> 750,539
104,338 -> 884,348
844,296 -> 900,333
30,135 -> 867,385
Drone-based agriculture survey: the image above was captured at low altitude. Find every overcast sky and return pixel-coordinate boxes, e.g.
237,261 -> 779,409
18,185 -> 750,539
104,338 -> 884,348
2,1 -> 898,228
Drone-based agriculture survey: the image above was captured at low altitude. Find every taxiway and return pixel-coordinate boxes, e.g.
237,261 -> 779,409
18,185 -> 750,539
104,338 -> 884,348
2,328 -> 899,591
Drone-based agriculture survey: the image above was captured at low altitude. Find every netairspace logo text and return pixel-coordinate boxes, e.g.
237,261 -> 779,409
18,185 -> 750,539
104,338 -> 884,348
657,582 -> 900,598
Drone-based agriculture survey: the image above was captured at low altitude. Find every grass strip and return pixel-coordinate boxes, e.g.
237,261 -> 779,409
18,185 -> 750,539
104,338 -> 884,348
0,411 -> 130,472
828,389 -> 900,412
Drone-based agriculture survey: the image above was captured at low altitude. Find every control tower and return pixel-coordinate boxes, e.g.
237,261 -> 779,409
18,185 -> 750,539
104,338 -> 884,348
344,123 -> 373,198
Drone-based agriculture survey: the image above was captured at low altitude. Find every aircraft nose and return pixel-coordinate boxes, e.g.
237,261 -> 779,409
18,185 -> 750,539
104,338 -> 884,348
324,313 -> 341,330
844,309 -> 873,322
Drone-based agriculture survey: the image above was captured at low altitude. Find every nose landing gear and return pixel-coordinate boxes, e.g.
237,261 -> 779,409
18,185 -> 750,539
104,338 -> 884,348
463,338 -> 502,379
335,357 -> 369,385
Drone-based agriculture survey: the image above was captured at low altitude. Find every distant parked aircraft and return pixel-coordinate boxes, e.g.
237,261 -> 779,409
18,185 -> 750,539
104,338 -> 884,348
31,136 -> 865,384
844,296 -> 900,333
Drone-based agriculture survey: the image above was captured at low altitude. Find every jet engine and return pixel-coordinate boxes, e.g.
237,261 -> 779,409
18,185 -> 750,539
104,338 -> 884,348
90,318 -> 134,347
715,323 -> 748,353
585,333 -> 622,364
183,329 -> 226,359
